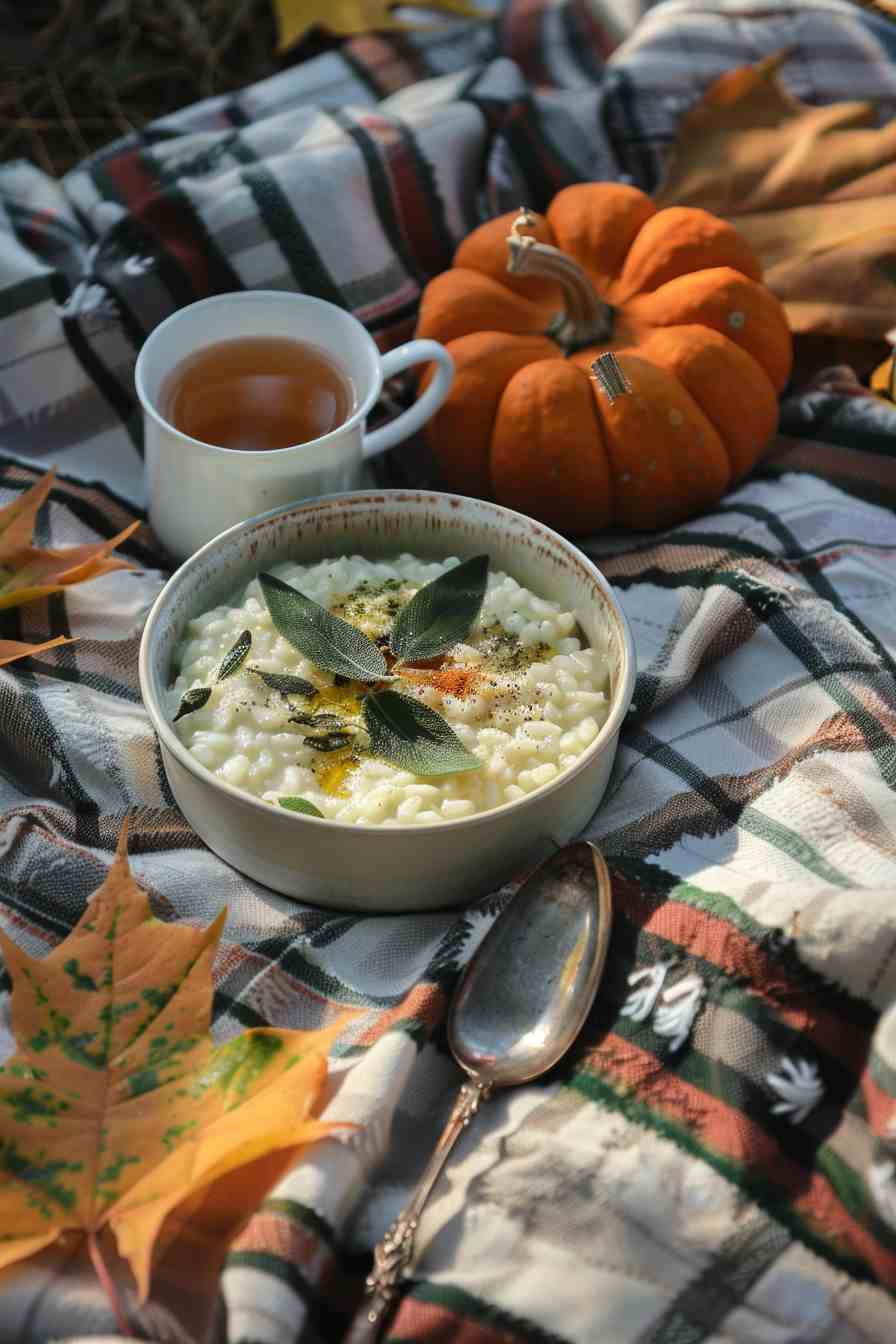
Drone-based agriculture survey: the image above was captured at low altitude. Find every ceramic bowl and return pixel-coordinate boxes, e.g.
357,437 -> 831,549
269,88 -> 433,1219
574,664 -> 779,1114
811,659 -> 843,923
138,491 -> 636,912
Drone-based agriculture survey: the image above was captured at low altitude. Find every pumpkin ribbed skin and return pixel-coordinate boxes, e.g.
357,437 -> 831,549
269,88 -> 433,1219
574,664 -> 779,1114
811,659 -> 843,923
416,183 -> 793,534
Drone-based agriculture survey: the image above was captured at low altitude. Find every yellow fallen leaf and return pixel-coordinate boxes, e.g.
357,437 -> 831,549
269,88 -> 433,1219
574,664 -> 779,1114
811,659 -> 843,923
0,467 -> 139,612
871,353 -> 895,400
655,52 -> 896,345
0,820 -> 350,1312
274,0 -> 488,51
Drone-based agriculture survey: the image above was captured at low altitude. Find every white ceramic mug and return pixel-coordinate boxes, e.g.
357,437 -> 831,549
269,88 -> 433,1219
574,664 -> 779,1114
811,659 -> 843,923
134,290 -> 454,559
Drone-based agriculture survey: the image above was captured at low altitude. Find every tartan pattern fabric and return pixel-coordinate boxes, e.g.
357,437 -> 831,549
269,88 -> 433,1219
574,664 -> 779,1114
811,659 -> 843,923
2,1 -> 896,1340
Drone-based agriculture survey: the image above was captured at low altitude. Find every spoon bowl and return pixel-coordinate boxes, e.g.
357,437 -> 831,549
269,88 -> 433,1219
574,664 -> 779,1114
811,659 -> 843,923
449,841 -> 612,1086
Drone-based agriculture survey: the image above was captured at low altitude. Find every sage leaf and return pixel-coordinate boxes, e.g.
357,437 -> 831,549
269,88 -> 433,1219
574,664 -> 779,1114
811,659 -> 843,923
279,796 -> 324,817
290,712 -> 346,730
390,555 -> 489,663
173,686 -> 212,721
217,630 -> 251,681
260,572 -> 387,681
363,689 -> 482,776
249,667 -> 317,698
306,731 -> 357,752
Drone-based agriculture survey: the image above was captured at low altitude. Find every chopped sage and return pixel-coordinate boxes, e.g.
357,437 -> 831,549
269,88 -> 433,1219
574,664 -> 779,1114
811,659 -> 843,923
279,796 -> 325,817
249,667 -> 318,697
173,686 -> 212,721
305,731 -> 357,752
289,712 -> 346,730
363,689 -> 482,776
217,629 -> 251,681
390,555 -> 489,664
259,572 -> 387,682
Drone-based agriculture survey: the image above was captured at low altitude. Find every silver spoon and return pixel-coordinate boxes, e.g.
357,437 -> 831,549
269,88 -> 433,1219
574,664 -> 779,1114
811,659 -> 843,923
346,841 -> 613,1344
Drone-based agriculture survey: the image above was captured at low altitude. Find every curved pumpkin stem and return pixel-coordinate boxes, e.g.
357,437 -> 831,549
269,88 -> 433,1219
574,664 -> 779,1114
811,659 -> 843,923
507,208 -> 614,352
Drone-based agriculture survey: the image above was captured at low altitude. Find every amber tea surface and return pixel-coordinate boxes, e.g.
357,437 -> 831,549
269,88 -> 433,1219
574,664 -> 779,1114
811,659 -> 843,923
161,336 -> 354,451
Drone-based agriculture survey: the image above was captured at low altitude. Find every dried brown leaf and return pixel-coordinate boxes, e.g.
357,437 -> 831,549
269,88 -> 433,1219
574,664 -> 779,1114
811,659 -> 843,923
656,52 -> 896,344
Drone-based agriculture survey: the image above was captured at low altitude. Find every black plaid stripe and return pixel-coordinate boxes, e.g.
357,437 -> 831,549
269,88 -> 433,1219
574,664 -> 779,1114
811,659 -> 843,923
724,500 -> 896,688
604,546 -> 896,792
636,1215 -> 792,1344
607,724 -> 862,886
329,109 -> 431,289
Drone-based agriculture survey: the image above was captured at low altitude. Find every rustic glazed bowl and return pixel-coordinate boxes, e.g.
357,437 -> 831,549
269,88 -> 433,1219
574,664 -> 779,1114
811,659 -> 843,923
138,491 -> 636,912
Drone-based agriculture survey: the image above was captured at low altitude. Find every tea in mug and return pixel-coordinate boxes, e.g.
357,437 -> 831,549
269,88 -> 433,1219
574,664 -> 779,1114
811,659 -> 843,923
161,336 -> 354,451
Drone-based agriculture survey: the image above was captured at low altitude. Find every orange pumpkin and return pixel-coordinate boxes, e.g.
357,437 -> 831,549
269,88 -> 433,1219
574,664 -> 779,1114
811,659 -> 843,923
416,182 -> 793,534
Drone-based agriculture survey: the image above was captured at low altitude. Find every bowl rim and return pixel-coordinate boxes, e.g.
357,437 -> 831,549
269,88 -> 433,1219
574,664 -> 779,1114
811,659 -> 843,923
138,489 -> 636,836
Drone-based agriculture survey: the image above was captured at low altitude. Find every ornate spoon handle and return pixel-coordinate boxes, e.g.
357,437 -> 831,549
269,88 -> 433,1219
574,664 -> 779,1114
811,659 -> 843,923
345,1078 -> 491,1344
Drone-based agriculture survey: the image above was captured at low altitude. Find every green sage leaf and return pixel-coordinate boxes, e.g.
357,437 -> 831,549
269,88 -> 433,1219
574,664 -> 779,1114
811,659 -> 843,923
363,689 -> 482,776
279,796 -> 324,817
249,667 -> 318,698
306,731 -> 357,752
173,686 -> 212,721
290,712 -> 346,730
217,630 -> 251,681
260,573 -> 387,682
390,555 -> 489,663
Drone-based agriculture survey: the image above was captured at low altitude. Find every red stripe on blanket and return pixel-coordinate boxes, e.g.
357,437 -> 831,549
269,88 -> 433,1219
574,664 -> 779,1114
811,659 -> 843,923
586,1032 -> 896,1285
101,149 -> 208,298
346,34 -> 429,94
502,0 -> 553,88
358,113 -> 447,280
767,437 -> 896,499
390,1294 -> 522,1344
354,982 -> 447,1048
570,0 -> 618,59
232,1208 -> 331,1273
614,873 -> 870,1067
861,1069 -> 896,1138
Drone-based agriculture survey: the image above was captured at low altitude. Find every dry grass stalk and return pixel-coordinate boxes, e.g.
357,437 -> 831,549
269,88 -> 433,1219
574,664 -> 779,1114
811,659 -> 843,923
0,0 -> 286,176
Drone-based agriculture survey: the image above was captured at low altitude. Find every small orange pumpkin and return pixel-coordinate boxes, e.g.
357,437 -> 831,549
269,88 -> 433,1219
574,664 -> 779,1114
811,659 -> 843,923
416,182 -> 793,534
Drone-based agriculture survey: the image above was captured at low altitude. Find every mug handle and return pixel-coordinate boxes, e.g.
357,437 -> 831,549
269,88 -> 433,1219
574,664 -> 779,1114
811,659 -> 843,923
363,339 -> 454,458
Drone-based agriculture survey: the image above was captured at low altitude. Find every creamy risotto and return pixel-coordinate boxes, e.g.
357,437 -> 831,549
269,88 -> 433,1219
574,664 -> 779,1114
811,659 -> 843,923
168,554 -> 613,824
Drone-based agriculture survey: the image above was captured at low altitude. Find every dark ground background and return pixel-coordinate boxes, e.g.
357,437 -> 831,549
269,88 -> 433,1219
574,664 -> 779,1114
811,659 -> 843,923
0,0 -> 331,177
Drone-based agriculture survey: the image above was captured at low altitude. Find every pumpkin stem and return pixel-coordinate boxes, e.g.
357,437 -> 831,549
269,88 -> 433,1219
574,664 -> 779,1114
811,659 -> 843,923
590,352 -> 632,403
507,207 -> 614,352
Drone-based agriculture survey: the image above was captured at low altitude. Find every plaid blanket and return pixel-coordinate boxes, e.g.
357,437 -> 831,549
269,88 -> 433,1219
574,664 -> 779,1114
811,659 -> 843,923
3,0 -> 896,1340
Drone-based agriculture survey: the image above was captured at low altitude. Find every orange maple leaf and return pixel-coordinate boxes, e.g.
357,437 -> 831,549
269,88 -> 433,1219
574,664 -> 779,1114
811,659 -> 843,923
0,635 -> 72,667
0,467 -> 139,669
0,821 -> 349,1311
0,467 -> 139,612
